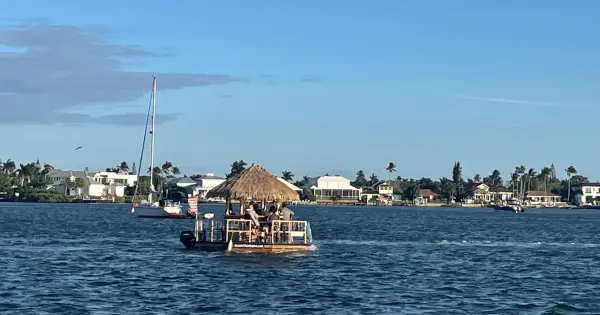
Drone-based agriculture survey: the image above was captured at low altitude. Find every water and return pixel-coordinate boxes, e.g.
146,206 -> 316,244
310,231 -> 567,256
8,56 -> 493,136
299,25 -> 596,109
1,203 -> 600,314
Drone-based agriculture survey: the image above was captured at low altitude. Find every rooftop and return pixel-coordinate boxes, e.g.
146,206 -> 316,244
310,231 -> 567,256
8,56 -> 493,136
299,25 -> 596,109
47,169 -> 97,178
277,178 -> 302,192
526,190 -> 560,197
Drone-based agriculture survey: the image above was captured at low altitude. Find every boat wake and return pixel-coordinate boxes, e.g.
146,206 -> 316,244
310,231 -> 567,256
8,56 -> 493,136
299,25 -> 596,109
318,239 -> 600,248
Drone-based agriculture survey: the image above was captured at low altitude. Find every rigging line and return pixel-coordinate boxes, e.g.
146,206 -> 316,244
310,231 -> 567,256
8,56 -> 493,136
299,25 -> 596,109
131,80 -> 155,207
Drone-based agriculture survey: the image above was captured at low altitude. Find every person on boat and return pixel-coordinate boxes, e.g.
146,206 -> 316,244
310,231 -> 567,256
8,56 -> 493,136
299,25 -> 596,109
226,202 -> 235,216
266,205 -> 280,243
267,205 -> 279,221
245,204 -> 260,227
281,203 -> 294,220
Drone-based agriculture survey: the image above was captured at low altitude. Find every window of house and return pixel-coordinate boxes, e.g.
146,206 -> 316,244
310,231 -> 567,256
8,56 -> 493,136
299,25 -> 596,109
585,188 -> 591,193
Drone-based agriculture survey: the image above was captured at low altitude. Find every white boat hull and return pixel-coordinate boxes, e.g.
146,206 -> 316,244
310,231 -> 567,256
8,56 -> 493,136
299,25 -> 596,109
135,205 -> 184,218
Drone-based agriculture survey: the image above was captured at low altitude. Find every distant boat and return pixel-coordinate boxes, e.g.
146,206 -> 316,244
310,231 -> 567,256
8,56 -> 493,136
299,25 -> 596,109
130,77 -> 184,218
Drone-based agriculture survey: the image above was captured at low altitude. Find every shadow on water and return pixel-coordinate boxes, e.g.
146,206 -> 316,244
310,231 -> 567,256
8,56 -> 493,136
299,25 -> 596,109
1,202 -> 600,314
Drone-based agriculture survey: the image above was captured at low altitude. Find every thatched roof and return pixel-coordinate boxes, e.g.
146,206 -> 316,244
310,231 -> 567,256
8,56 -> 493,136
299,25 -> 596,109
205,164 -> 300,201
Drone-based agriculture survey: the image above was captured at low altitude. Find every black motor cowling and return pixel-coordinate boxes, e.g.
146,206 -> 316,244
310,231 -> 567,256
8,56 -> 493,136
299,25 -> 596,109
180,231 -> 195,249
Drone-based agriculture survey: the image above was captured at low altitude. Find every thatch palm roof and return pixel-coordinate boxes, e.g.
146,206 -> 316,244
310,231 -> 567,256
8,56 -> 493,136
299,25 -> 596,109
206,164 -> 300,201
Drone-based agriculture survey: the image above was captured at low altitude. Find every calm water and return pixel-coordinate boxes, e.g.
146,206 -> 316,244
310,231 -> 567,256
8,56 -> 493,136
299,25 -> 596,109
1,203 -> 600,314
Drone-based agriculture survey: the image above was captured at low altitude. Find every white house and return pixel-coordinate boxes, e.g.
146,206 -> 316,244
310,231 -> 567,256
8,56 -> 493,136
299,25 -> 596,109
372,181 -> 394,195
90,171 -> 138,187
573,183 -> 600,206
311,176 -> 361,200
277,178 -> 302,193
47,169 -> 132,198
167,177 -> 197,188
192,173 -> 226,199
48,169 -> 138,187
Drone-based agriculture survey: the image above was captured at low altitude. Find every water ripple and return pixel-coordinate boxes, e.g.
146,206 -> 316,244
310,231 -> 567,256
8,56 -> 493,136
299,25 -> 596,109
1,203 -> 600,314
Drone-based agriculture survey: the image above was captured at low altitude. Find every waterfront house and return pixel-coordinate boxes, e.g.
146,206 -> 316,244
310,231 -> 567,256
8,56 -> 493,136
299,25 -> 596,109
524,190 -> 560,206
360,188 -> 379,202
491,187 -> 514,202
46,169 -> 133,198
311,175 -> 361,201
360,180 -> 395,204
572,182 -> 600,206
372,180 -> 394,195
465,183 -> 513,203
277,178 -> 303,196
419,189 -> 439,200
91,171 -> 138,187
466,183 -> 494,203
167,177 -> 197,188
191,173 -> 226,199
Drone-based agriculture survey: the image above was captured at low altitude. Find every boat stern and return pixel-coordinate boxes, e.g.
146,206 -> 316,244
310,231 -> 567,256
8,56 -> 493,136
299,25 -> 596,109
180,230 -> 195,249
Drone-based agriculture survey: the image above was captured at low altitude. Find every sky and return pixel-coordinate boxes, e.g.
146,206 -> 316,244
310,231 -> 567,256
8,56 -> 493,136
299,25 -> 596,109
1,0 -> 600,182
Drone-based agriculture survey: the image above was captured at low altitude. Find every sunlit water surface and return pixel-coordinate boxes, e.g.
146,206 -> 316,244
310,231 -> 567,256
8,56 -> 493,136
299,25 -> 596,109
1,203 -> 600,314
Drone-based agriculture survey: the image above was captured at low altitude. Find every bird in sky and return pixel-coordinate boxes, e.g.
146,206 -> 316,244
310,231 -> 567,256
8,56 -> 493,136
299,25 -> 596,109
74,146 -> 83,151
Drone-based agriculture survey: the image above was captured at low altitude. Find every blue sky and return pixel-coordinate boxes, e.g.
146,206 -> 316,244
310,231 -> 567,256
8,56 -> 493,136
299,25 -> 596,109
1,0 -> 600,182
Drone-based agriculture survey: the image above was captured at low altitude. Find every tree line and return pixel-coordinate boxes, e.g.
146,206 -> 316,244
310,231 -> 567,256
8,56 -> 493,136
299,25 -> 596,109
226,160 -> 589,202
0,158 -> 182,202
1,157 -> 590,203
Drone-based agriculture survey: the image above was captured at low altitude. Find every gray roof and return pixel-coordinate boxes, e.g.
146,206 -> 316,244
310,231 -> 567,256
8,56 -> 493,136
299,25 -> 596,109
47,169 -> 97,178
167,177 -> 197,185
198,175 -> 225,180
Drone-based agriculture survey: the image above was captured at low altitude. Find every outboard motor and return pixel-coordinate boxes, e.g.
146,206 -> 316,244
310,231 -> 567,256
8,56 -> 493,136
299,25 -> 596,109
180,231 -> 195,249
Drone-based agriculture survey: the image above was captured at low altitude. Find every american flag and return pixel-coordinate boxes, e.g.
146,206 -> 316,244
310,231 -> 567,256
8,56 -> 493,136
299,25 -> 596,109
188,196 -> 198,215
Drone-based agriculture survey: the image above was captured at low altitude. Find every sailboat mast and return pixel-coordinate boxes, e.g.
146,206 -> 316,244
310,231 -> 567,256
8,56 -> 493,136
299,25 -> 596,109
149,76 -> 157,202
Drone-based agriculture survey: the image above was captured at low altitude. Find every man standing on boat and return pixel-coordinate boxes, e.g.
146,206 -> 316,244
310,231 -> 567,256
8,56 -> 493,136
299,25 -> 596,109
281,203 -> 294,220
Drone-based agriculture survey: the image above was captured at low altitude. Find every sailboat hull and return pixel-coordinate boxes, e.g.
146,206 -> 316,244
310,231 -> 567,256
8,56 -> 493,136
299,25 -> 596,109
135,205 -> 190,218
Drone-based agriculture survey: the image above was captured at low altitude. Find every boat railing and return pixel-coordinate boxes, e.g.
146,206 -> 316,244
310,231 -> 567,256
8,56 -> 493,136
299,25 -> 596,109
194,217 -> 225,243
223,218 -> 309,245
271,220 -> 309,245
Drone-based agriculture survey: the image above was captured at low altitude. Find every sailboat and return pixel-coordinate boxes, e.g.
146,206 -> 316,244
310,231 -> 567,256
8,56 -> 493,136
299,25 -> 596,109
131,76 -> 184,218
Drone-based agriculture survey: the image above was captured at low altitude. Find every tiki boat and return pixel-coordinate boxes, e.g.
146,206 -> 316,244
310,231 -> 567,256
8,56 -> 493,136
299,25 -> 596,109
179,164 -> 315,253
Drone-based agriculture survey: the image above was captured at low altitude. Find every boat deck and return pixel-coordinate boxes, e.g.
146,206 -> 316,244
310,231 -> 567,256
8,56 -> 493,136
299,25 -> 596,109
180,217 -> 314,253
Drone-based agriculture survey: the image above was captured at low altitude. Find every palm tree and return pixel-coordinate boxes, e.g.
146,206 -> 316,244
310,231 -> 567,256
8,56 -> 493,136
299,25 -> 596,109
2,159 -> 16,174
40,163 -> 54,176
64,177 -> 76,195
74,177 -> 85,196
161,161 -> 173,175
281,170 -> 294,182
119,161 -> 129,173
172,167 -> 180,175
566,166 -> 577,202
489,169 -> 501,187
368,173 -> 379,186
515,165 -> 526,199
473,174 -> 481,183
510,172 -> 519,195
148,166 -> 163,189
526,168 -> 536,193
229,160 -> 247,177
539,167 -> 552,195
17,163 -> 36,186
385,162 -> 396,182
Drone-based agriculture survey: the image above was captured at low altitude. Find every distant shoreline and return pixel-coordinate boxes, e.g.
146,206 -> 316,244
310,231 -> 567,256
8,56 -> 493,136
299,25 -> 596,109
0,199 -> 590,210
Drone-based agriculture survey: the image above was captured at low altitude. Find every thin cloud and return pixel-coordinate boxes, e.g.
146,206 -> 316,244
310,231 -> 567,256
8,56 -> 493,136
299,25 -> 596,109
300,75 -> 323,83
0,23 -> 244,125
449,93 -> 559,108
258,74 -> 278,86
